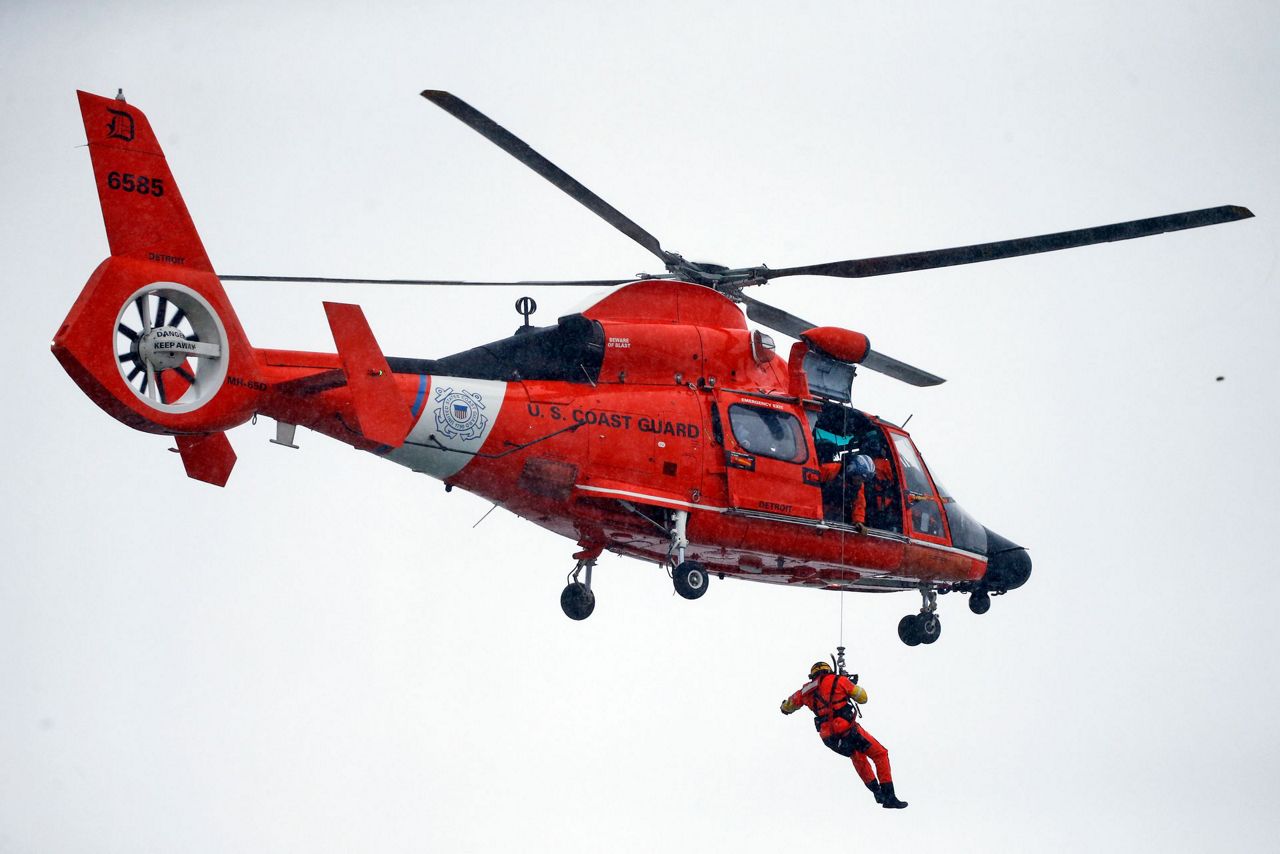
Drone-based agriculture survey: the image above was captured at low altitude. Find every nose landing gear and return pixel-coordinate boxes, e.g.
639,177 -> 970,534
898,585 -> 942,646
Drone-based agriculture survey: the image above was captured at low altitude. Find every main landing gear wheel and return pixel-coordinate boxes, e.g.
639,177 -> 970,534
969,589 -> 992,615
899,585 -> 941,646
561,555 -> 597,621
673,561 -> 709,600
916,613 -> 942,644
897,612 -> 942,645
560,582 -> 595,621
897,614 -> 923,647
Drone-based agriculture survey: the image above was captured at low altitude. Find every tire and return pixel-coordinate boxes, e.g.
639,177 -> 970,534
673,561 -> 709,600
560,582 -> 595,620
918,613 -> 942,644
897,614 -> 922,646
969,590 -> 991,615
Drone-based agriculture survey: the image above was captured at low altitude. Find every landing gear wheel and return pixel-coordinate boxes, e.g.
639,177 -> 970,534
969,590 -> 991,615
673,561 -> 709,600
898,614 -> 922,646
917,613 -> 942,644
560,582 -> 595,620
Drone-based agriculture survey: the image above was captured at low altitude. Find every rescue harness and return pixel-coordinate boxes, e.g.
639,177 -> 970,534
811,671 -> 862,732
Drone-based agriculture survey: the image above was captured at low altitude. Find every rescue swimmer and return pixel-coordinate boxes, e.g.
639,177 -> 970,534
781,661 -> 908,808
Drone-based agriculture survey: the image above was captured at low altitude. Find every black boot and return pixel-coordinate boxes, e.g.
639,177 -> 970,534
866,780 -> 885,804
880,781 -> 908,809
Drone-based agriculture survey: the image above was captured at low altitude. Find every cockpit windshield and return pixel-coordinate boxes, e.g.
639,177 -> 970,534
932,479 -> 988,556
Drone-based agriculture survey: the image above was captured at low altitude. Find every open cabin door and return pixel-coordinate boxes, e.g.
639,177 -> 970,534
716,391 -> 822,520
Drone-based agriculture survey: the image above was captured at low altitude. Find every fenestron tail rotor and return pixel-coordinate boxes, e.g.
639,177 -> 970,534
112,283 -> 228,412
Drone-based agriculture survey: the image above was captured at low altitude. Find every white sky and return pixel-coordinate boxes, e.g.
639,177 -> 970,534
3,1 -> 1278,851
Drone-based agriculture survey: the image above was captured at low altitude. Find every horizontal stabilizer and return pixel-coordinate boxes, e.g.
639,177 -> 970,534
175,432 -> 236,486
323,302 -> 413,447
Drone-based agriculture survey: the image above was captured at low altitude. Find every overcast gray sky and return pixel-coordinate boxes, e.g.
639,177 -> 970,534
3,1 -> 1278,851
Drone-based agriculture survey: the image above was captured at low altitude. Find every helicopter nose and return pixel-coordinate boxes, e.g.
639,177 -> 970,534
982,527 -> 1032,592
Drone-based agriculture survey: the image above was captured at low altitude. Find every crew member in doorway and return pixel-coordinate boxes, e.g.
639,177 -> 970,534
863,454 -> 902,533
780,661 -> 908,808
843,453 -> 876,533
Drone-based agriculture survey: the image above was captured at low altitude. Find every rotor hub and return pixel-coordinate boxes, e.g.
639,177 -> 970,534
138,326 -> 197,370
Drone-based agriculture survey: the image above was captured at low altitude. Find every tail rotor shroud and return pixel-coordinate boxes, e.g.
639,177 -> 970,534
113,283 -> 227,411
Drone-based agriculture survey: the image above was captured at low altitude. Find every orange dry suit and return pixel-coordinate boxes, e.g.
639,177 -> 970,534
782,673 -> 895,785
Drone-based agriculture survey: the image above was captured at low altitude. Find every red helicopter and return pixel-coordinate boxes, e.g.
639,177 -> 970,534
54,90 -> 1252,645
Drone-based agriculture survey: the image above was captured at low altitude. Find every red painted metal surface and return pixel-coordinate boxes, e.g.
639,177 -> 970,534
801,326 -> 871,364
56,91 -> 990,598
175,431 -> 237,486
322,302 -> 412,447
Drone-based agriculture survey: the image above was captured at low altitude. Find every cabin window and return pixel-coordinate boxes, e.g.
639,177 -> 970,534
729,404 -> 808,463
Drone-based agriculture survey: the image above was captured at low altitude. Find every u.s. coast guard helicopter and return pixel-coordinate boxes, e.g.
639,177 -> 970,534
54,90 -> 1251,644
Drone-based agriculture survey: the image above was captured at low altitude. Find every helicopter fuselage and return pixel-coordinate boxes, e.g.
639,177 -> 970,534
250,279 -> 1002,594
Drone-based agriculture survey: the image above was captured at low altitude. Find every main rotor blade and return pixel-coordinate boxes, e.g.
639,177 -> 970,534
738,294 -> 944,386
421,90 -> 674,268
767,205 -> 1254,281
738,293 -> 815,339
860,350 -> 945,388
219,275 -> 639,287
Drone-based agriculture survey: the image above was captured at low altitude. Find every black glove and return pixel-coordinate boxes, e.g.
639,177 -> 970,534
849,673 -> 859,685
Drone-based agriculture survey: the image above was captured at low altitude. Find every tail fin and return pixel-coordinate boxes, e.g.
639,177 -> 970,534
54,92 -> 264,483
76,90 -> 213,269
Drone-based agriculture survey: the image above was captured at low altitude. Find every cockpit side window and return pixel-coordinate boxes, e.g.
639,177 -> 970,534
728,404 -> 808,463
890,433 -> 946,539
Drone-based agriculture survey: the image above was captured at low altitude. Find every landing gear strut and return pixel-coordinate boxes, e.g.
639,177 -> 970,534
898,584 -> 942,646
668,509 -> 710,600
560,556 -> 596,621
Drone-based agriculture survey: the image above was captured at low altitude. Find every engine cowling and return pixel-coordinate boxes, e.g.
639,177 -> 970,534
800,326 -> 871,364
